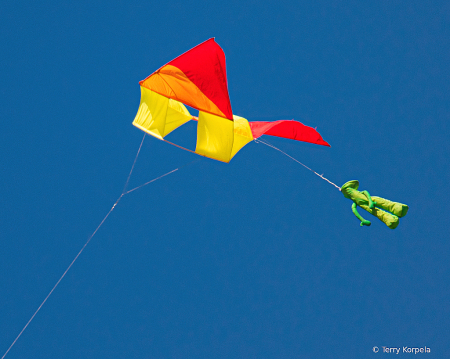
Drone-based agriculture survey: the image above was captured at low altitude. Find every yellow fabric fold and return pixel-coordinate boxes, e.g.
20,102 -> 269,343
133,87 -> 254,162
195,112 -> 253,163
230,115 -> 254,159
132,86 -> 192,139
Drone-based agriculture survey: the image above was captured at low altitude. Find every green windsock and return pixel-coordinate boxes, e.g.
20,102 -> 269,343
341,180 -> 409,229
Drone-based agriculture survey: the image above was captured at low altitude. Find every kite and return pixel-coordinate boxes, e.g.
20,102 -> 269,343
3,39 -> 414,359
132,38 -> 409,228
132,38 -> 329,163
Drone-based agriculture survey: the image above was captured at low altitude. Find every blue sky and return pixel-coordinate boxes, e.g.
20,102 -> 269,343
1,1 -> 449,358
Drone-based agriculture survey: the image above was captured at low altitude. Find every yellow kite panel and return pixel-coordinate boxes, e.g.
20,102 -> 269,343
230,115 -> 254,159
132,87 -> 192,139
195,111 -> 234,163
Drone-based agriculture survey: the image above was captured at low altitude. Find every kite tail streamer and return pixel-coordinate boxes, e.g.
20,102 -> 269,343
254,138 -> 341,191
2,135 -> 198,359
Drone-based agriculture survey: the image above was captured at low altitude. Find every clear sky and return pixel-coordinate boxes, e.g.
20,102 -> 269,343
1,1 -> 449,358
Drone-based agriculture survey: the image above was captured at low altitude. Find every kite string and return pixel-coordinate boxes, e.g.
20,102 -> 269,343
122,134 -> 146,194
0,135 -> 146,359
124,158 -> 200,195
1,197 -> 120,359
254,138 -> 341,191
2,135 -> 198,359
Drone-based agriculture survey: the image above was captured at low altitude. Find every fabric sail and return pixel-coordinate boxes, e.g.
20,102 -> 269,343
139,38 -> 233,120
133,38 -> 330,163
249,120 -> 330,147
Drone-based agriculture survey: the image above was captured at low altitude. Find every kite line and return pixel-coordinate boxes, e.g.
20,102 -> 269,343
254,138 -> 341,191
2,134 -> 198,359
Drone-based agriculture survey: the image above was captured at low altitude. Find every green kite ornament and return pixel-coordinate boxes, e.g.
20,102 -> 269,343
253,136 -> 409,229
341,180 -> 409,229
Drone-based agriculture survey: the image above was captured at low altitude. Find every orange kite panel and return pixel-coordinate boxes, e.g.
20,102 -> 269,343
140,65 -> 226,118
139,38 -> 233,120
